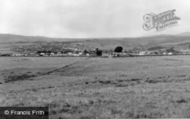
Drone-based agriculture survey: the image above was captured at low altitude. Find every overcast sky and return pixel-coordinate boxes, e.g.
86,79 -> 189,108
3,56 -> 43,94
0,0 -> 189,38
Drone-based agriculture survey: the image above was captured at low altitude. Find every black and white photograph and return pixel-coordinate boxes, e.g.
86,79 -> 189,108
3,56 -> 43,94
0,0 -> 190,118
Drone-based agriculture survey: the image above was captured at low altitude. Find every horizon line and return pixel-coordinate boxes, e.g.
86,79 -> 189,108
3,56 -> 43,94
0,32 -> 189,40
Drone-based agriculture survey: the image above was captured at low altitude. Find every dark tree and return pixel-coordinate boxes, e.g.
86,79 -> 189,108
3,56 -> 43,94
83,50 -> 89,55
114,46 -> 123,53
95,48 -> 102,56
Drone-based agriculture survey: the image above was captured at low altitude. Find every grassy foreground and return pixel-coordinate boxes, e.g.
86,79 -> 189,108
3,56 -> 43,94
1,56 -> 190,118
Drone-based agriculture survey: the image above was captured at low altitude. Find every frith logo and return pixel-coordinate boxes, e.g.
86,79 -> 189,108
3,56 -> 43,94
143,9 -> 180,31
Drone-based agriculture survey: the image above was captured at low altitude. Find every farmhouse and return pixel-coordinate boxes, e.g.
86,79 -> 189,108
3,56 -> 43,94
138,51 -> 146,56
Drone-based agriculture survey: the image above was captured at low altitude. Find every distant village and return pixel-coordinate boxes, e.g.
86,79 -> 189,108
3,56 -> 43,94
1,45 -> 190,57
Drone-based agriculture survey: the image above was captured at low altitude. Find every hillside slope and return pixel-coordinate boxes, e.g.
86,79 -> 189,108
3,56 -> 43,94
0,33 -> 190,52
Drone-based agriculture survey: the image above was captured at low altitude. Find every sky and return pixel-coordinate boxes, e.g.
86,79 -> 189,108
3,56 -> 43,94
0,0 -> 189,38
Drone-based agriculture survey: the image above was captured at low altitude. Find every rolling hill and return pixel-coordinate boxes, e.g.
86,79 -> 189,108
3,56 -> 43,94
0,33 -> 190,53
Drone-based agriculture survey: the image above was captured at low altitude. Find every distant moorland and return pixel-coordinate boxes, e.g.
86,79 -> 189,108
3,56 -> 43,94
1,33 -> 190,53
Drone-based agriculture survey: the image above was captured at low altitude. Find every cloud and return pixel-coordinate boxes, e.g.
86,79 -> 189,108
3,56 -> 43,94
0,0 -> 189,38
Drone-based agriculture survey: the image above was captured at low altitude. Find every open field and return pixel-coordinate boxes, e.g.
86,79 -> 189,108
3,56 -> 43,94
1,56 -> 190,118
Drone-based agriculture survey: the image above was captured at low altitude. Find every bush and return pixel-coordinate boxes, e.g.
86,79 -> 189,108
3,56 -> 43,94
114,46 -> 123,53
